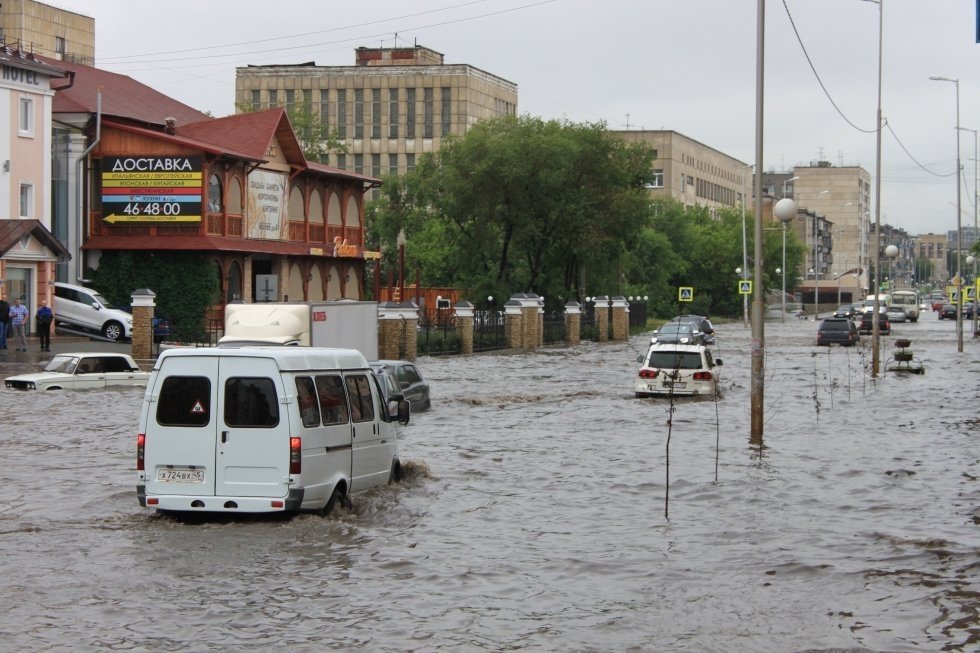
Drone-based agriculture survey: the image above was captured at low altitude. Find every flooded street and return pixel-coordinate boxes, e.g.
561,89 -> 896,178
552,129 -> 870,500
1,316 -> 978,652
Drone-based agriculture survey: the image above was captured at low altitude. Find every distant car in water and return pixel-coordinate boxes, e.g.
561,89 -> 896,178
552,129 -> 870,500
4,353 -> 149,391
369,360 -> 430,411
816,317 -> 860,346
858,309 -> 891,335
938,304 -> 958,320
635,343 -> 722,398
885,306 -> 907,323
651,321 -> 708,346
833,305 -> 856,319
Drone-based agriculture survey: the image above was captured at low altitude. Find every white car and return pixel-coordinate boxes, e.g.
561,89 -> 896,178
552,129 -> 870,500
4,353 -> 149,390
635,343 -> 722,398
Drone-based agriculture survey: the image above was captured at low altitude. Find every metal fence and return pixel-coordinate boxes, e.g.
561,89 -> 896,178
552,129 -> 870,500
472,309 -> 507,353
417,308 -> 462,356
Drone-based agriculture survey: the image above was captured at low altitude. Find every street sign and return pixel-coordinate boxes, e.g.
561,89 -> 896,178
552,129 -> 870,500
950,290 -> 961,304
678,287 -> 694,302
966,286 -> 977,302
738,280 -> 752,295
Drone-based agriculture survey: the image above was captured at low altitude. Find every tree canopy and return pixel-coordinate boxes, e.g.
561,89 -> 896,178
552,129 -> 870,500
367,115 -> 806,317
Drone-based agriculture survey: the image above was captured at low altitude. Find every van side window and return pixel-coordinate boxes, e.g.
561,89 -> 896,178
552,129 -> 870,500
157,376 -> 211,427
295,377 -> 321,428
315,374 -> 349,425
224,377 -> 279,427
345,374 -> 375,423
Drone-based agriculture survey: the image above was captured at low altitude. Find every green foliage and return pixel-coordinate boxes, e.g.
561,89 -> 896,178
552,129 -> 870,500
87,251 -> 220,340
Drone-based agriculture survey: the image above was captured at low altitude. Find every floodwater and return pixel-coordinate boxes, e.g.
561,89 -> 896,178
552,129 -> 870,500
1,316 -> 978,652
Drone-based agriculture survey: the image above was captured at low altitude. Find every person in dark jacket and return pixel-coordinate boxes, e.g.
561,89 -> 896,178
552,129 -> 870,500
35,300 -> 53,352
0,293 -> 9,350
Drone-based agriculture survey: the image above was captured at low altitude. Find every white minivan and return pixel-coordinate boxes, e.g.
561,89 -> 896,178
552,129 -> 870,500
136,346 -> 409,515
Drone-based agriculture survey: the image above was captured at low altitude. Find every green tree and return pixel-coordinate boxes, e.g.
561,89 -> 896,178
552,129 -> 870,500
369,115 -> 654,307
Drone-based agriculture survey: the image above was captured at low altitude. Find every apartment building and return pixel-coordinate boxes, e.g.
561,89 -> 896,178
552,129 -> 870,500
611,130 -> 750,211
235,45 -> 518,198
765,162 -> 872,293
0,0 -> 94,65
0,44 -> 71,327
916,232 -> 949,285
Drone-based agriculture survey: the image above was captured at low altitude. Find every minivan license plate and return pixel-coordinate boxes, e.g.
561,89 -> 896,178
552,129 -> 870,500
156,468 -> 205,483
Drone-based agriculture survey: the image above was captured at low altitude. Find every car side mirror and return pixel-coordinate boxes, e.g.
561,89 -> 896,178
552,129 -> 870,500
91,302 -> 100,310
397,399 -> 411,425
635,355 -> 644,364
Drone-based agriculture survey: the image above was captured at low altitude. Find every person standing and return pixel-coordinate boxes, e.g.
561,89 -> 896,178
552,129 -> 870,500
35,300 -> 53,352
9,297 -> 28,352
0,293 -> 9,350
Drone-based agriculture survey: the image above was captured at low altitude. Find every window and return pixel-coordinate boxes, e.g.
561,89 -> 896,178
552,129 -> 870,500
406,153 -> 415,172
345,375 -> 375,423
372,153 -> 381,179
388,89 -> 399,138
337,90 -> 347,138
19,183 -> 33,218
268,89 -> 278,107
388,154 -> 398,176
406,88 -> 416,139
55,36 -> 66,54
224,377 -> 280,427
319,93 -> 330,136
423,87 -> 433,138
371,89 -> 381,139
285,89 -> 295,112
157,376 -> 211,427
354,89 -> 364,139
315,375 -> 349,425
354,154 -> 363,174
207,174 -> 223,213
19,97 -> 34,136
251,90 -> 261,111
441,87 -> 451,136
644,170 -> 664,189
337,153 -> 346,170
295,377 -> 321,428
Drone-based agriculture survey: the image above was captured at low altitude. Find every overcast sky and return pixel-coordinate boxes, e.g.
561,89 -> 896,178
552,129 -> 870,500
48,0 -> 980,237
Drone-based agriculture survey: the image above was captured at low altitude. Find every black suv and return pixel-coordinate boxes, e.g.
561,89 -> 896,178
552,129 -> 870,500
816,317 -> 860,346
858,310 -> 891,335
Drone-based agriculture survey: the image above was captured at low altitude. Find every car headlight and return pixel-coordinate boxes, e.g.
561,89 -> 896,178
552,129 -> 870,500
126,318 -> 133,325
681,337 -> 689,343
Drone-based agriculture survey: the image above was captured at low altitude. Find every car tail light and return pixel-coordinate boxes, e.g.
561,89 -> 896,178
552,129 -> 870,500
136,433 -> 145,471
289,436 -> 302,474
693,371 -> 713,381
639,369 -> 659,379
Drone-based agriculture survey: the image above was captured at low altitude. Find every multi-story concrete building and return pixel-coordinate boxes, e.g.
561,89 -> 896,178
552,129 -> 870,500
235,45 -> 517,198
611,130 -> 750,211
764,162 -> 872,295
0,0 -> 94,65
916,232 -> 949,285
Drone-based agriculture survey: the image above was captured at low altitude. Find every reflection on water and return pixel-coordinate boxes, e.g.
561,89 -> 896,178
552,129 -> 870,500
0,318 -> 977,651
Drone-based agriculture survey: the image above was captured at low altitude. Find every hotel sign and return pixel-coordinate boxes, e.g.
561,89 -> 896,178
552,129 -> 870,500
101,156 -> 202,223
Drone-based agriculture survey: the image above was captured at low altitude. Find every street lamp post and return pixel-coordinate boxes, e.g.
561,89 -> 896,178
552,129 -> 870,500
774,198 -> 797,322
968,254 -> 977,336
930,74 -> 963,353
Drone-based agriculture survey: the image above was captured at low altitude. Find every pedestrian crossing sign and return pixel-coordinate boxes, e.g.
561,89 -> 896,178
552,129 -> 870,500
678,287 -> 694,302
950,290 -> 960,304
738,280 -> 752,295
967,286 -> 977,301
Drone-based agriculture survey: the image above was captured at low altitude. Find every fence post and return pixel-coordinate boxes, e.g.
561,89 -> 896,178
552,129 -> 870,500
594,295 -> 610,342
378,301 -> 418,361
455,300 -> 474,355
564,301 -> 581,346
130,288 -> 156,362
611,296 -> 629,341
505,296 -> 524,349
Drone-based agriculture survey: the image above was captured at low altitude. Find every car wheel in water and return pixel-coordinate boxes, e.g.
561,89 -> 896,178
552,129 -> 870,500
388,459 -> 403,484
103,321 -> 123,341
322,485 -> 347,517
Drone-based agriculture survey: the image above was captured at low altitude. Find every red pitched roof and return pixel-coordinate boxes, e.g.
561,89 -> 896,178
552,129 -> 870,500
178,108 -> 303,162
37,54 -> 210,128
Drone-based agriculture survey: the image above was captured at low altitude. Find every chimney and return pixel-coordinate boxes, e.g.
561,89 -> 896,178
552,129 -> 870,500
164,117 -> 177,135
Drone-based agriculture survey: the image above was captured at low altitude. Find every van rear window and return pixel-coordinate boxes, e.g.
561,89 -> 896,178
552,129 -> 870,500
157,376 -> 211,427
224,377 -> 279,427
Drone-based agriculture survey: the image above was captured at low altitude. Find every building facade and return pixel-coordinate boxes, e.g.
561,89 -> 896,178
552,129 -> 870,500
915,232 -> 949,285
235,45 -> 518,198
765,163 -> 872,294
0,0 -> 94,65
611,130 -> 750,211
0,45 -> 71,330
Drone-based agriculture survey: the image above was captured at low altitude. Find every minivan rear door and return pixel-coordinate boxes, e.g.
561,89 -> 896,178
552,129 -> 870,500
215,356 -> 290,499
143,355 -> 220,497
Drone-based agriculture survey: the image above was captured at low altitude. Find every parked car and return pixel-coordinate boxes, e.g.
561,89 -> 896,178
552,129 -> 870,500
662,314 -> 715,344
53,281 -> 133,341
816,317 -> 860,346
932,299 -> 946,312
885,306 -> 908,323
635,343 -> 722,398
370,360 -> 431,411
858,310 -> 891,335
650,322 -> 706,346
938,304 -> 958,320
4,353 -> 149,391
964,302 -> 976,319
